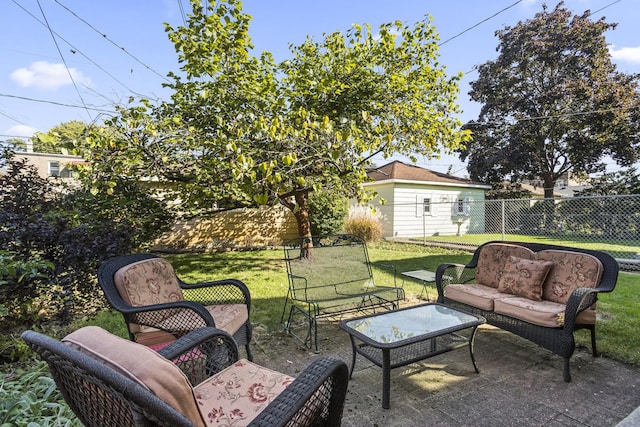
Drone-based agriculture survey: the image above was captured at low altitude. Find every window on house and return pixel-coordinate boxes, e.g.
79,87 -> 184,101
423,198 -> 431,215
455,197 -> 470,216
48,161 -> 60,176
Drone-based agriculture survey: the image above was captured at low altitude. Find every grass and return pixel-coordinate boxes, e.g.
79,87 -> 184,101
4,241 -> 638,425
63,241 -> 640,366
68,241 -> 640,365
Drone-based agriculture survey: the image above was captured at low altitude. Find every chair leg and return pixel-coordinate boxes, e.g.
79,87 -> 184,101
590,326 -> 598,357
563,358 -> 571,382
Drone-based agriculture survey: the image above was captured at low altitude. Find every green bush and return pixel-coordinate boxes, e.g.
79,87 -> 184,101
0,149 -> 173,341
343,206 -> 383,242
308,190 -> 348,236
0,361 -> 79,426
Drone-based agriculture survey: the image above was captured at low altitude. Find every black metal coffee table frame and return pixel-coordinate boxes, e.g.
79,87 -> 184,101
339,303 -> 486,409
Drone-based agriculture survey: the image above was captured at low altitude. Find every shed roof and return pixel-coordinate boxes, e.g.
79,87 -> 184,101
366,160 -> 489,188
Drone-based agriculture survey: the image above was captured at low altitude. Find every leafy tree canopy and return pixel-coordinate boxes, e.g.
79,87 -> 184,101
576,167 -> 640,196
460,2 -> 640,198
32,120 -> 88,154
77,0 -> 470,237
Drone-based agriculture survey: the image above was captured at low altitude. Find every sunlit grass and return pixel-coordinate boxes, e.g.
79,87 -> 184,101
72,242 -> 639,365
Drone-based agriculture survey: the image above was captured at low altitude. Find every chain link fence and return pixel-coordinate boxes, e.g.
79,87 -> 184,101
383,195 -> 640,270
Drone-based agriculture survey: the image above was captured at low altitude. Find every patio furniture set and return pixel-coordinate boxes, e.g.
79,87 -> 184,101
24,234 -> 619,425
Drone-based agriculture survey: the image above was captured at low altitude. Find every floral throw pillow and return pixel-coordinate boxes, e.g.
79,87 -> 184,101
497,256 -> 554,301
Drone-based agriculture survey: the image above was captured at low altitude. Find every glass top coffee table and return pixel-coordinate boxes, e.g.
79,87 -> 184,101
339,303 -> 486,409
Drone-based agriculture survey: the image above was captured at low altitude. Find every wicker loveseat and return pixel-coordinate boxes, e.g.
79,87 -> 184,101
22,326 -> 349,427
435,241 -> 619,382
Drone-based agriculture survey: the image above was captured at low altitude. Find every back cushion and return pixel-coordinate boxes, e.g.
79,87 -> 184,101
537,250 -> 604,304
497,256 -> 554,301
63,326 -> 205,427
114,258 -> 184,333
476,243 -> 536,288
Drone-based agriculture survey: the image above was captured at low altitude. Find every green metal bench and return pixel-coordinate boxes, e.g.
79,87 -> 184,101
281,234 -> 405,352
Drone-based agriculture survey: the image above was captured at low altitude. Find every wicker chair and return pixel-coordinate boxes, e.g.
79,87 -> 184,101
22,327 -> 349,427
98,253 -> 253,360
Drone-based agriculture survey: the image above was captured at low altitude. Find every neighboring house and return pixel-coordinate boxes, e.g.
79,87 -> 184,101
521,171 -> 590,197
362,161 -> 491,239
13,151 -> 85,180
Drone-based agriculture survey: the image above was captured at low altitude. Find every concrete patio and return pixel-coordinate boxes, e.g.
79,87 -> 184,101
251,303 -> 640,426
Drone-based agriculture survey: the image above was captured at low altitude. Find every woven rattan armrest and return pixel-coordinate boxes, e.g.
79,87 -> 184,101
250,357 -> 349,427
180,278 -> 252,310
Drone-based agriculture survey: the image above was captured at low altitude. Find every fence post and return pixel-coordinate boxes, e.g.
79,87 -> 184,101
501,199 -> 506,240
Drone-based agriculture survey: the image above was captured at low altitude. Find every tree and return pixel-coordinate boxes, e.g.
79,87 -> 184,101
32,120 -> 87,154
576,167 -> 640,196
460,2 -> 640,199
79,0 -> 470,239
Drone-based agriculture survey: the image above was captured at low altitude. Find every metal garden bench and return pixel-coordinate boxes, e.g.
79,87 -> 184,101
281,234 -> 405,352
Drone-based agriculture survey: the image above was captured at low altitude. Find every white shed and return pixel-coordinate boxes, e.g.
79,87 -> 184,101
361,161 -> 491,238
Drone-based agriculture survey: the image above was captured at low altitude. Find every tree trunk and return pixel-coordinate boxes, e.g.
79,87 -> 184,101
292,191 -> 312,239
279,189 -> 313,257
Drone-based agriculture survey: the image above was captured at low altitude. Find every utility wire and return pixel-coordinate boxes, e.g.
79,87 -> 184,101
36,0 -> 92,121
466,104 -> 640,128
458,0 -> 625,76
0,93 -> 116,114
0,109 -> 29,126
177,0 -> 187,26
11,0 -> 146,97
439,0 -> 524,46
53,0 -> 171,83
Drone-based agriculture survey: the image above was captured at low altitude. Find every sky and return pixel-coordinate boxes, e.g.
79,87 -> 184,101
1,0 -> 639,175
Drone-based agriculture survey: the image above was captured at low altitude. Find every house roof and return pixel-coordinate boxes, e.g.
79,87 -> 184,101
366,160 -> 490,188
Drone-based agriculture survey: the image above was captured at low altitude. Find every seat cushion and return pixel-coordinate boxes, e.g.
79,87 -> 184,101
445,283 -> 517,311
194,359 -> 293,426
62,326 -> 205,427
156,304 -> 249,336
537,250 -> 604,304
494,297 -> 596,327
476,243 -> 536,288
497,256 -> 554,301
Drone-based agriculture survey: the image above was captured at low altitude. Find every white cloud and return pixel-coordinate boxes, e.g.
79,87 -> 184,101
7,124 -> 39,138
10,61 -> 92,90
609,45 -> 640,64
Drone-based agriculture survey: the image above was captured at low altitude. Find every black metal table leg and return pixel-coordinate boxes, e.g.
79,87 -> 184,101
382,349 -> 391,409
469,325 -> 480,373
348,335 -> 357,378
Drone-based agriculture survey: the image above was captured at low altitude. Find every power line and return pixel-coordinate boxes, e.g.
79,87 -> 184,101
10,0 -> 146,97
36,0 -> 92,121
0,93 -> 116,114
466,104 -> 640,128
439,0 -> 524,47
177,0 -> 187,26
53,0 -> 171,83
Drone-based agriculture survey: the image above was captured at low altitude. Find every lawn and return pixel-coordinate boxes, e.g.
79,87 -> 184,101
149,242 -> 640,365
69,241 -> 640,365
4,241 -> 638,425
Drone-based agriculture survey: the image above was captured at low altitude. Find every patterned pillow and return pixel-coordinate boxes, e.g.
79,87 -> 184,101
497,256 -> 554,301
476,243 -> 536,288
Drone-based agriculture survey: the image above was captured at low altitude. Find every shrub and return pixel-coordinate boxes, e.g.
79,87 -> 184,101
0,149 -> 173,337
308,190 -> 348,236
0,361 -> 79,426
343,206 -> 383,242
